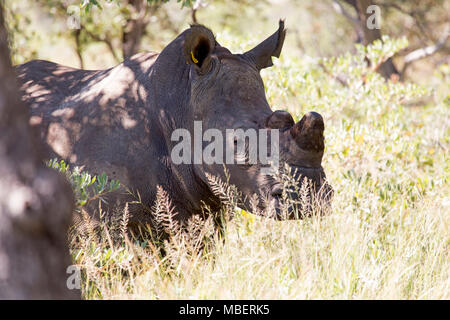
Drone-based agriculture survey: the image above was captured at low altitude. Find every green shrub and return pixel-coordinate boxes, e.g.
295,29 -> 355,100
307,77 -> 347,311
47,158 -> 120,208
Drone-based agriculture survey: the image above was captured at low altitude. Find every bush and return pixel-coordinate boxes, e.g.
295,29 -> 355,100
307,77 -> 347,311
47,158 -> 120,208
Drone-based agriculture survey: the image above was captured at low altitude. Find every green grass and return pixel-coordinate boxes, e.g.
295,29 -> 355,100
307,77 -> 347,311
62,37 -> 450,300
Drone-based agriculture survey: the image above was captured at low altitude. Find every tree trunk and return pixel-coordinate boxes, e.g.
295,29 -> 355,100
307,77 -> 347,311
354,0 -> 399,80
0,5 -> 78,299
122,0 -> 150,59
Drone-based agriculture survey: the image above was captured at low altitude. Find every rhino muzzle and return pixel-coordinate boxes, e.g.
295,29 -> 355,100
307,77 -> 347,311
265,110 -> 333,219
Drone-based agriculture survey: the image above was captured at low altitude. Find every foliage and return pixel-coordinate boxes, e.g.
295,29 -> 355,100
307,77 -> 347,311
81,0 -> 196,13
6,0 -> 449,81
48,158 -> 120,208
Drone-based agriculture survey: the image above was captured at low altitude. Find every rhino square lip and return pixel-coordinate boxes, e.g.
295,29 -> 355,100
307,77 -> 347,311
268,165 -> 327,214
271,184 -> 283,197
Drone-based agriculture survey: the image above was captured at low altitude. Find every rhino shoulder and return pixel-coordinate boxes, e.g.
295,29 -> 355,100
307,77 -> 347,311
15,60 -> 104,111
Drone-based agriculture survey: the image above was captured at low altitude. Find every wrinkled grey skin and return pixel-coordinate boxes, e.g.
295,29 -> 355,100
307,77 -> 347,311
15,21 -> 332,227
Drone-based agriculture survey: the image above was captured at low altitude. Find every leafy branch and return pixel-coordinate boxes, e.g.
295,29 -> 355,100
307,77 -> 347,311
48,158 -> 120,208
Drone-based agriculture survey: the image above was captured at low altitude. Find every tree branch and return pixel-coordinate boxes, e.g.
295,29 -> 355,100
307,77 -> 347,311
332,0 -> 364,43
74,29 -> 85,69
332,0 -> 359,25
403,27 -> 449,65
83,28 -> 121,63
401,26 -> 449,76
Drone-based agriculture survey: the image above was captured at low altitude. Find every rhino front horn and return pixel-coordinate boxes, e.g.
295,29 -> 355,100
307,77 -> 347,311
290,111 -> 325,152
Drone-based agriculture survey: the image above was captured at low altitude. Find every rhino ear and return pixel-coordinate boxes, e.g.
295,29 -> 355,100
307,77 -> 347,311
184,25 -> 215,73
243,20 -> 286,70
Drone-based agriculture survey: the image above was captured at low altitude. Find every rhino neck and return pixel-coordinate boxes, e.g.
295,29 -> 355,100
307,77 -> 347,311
142,31 -> 220,217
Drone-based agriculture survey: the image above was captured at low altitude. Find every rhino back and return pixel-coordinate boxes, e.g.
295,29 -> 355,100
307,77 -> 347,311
15,53 -> 172,222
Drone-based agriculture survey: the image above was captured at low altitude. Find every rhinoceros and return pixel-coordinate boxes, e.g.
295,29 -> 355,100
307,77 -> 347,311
15,20 -> 332,227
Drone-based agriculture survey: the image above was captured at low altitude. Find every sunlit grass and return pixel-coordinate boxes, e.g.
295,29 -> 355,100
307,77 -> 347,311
71,189 -> 448,299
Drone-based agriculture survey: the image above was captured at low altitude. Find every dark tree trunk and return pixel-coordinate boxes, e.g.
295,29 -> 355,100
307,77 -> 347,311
354,0 -> 399,79
0,6 -> 78,299
122,0 -> 150,59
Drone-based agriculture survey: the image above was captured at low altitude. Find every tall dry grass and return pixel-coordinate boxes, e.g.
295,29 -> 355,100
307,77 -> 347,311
69,166 -> 448,299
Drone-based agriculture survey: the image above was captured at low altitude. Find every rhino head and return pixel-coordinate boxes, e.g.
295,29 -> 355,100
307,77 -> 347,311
175,21 -> 333,218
